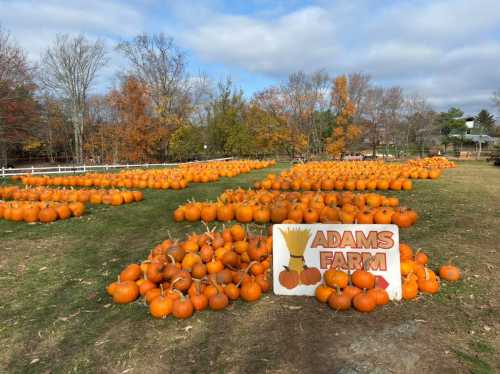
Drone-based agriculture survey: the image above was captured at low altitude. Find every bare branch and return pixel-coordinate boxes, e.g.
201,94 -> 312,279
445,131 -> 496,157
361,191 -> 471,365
39,34 -> 107,163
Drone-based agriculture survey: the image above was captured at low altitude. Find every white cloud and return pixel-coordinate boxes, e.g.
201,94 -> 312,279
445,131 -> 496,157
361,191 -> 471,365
0,0 -> 146,93
172,0 -> 500,113
0,0 -> 145,58
183,6 -> 337,75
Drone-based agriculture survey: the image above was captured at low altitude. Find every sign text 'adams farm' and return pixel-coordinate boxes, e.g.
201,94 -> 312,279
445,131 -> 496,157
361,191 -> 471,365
273,224 -> 402,300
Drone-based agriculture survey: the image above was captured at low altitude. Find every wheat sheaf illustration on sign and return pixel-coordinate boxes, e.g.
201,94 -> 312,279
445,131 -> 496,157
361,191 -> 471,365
279,228 -> 321,289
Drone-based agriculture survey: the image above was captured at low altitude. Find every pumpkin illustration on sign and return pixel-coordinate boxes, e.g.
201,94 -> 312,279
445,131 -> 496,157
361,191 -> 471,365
278,228 -> 321,289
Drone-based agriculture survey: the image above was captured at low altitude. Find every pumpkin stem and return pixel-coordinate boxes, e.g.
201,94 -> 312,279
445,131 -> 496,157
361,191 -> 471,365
209,277 -> 223,294
193,278 -> 202,295
167,254 -> 176,265
171,277 -> 183,289
236,261 -> 259,287
414,249 -> 421,260
405,271 -> 414,282
173,289 -> 184,300
347,267 -> 354,286
226,264 -> 239,271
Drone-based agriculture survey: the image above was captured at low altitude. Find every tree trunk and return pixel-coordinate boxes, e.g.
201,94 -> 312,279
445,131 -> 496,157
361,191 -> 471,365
0,140 -> 7,166
47,119 -> 55,163
73,121 -> 80,164
0,120 -> 7,166
79,112 -> 85,164
72,110 -> 80,164
0,118 -> 7,167
476,128 -> 483,160
71,102 -> 85,165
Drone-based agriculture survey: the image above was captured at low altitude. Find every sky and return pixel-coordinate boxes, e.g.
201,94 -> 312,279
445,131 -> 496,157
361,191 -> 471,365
1,0 -> 500,116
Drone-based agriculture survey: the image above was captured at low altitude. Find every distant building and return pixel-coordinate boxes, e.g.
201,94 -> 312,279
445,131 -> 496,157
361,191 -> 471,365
449,116 -> 499,145
464,117 -> 475,134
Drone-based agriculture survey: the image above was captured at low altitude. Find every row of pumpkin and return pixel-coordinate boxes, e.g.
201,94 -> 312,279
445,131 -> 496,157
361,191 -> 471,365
12,159 -> 275,190
0,186 -> 143,205
0,201 -> 86,223
173,190 -> 418,228
253,157 -> 454,192
0,188 -> 145,223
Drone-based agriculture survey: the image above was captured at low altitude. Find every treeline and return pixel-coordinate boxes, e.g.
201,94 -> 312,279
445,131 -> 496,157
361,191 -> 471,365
1,28 -> 499,166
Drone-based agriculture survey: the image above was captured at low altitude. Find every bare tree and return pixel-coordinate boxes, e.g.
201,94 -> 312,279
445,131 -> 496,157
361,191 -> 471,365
348,72 -> 371,122
404,94 -> 437,156
381,86 -> 404,156
0,27 -> 29,84
493,90 -> 500,113
117,34 -> 187,110
309,70 -> 331,154
281,71 -> 311,157
40,34 -> 107,164
364,87 -> 385,157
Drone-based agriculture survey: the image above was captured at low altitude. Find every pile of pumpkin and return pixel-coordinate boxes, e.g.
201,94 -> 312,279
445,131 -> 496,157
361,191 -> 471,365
106,224 -> 272,319
14,159 -> 275,190
0,186 -> 143,206
315,243 -> 461,312
0,200 -> 85,223
173,189 -> 418,228
254,159 -> 447,192
405,157 -> 456,169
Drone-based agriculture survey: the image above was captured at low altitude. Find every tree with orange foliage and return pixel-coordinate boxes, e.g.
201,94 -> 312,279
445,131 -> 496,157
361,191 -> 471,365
106,76 -> 166,163
326,75 -> 361,157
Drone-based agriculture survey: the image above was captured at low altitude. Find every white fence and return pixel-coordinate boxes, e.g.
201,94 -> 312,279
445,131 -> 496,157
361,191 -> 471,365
1,157 -> 234,177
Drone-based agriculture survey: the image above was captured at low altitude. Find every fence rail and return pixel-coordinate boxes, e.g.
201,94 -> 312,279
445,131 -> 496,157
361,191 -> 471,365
0,157 -> 234,177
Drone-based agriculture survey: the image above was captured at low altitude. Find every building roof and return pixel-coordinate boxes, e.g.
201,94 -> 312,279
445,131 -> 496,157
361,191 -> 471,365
463,134 -> 495,143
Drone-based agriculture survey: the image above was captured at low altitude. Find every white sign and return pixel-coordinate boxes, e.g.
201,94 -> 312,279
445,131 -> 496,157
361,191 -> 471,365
273,224 -> 402,300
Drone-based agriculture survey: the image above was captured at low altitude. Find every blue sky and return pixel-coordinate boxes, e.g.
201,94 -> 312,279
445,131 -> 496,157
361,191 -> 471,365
1,0 -> 500,116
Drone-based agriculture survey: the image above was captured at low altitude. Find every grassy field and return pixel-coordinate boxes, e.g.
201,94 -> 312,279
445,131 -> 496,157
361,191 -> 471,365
0,162 -> 499,373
